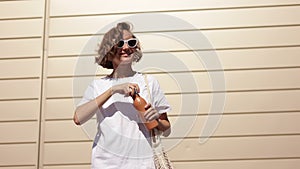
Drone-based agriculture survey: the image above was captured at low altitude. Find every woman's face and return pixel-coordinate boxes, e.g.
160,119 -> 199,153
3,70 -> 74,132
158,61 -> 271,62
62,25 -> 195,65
111,30 -> 137,67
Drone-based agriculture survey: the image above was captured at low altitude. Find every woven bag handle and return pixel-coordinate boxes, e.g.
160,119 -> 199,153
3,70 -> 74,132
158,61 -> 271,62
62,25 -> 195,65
143,74 -> 162,145
143,74 -> 151,103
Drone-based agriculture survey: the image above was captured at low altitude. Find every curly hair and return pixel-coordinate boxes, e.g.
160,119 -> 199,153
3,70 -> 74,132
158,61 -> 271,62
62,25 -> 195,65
95,22 -> 142,69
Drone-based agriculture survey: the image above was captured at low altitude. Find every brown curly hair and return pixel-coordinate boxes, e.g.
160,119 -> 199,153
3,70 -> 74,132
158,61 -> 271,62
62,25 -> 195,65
95,22 -> 142,69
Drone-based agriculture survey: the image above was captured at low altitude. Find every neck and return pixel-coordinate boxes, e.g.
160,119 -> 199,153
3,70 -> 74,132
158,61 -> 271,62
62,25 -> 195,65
110,65 -> 135,78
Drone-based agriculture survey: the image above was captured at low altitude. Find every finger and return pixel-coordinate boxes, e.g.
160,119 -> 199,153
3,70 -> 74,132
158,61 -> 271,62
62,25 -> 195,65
128,86 -> 133,96
131,83 -> 140,93
144,103 -> 151,110
148,113 -> 159,121
128,84 -> 135,92
135,85 -> 140,93
145,114 -> 152,121
144,109 -> 152,121
123,84 -> 132,96
144,107 -> 156,121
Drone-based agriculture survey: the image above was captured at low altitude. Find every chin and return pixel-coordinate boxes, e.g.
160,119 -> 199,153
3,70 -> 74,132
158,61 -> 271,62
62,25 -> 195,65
121,60 -> 133,65
119,57 -> 133,64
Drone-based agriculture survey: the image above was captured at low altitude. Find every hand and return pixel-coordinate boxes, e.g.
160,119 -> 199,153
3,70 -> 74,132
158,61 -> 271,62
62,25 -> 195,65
144,103 -> 160,121
111,83 -> 140,96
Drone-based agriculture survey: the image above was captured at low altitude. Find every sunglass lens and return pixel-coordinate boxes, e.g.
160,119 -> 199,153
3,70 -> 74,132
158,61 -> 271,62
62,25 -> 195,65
117,41 -> 124,48
128,39 -> 137,47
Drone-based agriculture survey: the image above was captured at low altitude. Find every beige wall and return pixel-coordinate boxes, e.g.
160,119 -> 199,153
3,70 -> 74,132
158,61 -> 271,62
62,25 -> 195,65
1,0 -> 300,168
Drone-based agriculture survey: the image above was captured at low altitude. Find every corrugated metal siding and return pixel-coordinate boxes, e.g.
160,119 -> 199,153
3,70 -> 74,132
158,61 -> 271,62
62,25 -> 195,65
1,0 -> 300,168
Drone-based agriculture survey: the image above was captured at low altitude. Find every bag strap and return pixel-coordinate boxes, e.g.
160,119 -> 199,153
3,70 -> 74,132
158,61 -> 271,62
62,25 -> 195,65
143,74 -> 162,145
143,73 -> 151,103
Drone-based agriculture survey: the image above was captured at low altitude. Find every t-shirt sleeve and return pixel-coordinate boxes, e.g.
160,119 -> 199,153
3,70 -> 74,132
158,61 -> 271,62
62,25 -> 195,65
77,81 -> 96,107
148,75 -> 172,114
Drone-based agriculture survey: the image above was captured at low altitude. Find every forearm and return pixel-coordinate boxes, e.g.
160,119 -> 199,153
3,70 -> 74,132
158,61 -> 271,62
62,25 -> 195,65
73,87 -> 113,125
156,119 -> 170,131
156,113 -> 171,136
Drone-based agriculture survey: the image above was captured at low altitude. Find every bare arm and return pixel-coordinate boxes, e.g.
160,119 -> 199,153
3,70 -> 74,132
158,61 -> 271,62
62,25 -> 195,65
73,87 -> 113,125
144,103 -> 171,136
156,113 -> 171,137
73,83 -> 140,125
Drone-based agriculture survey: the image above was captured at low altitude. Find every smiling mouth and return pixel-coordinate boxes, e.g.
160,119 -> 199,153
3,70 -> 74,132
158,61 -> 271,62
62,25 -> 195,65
120,51 -> 132,57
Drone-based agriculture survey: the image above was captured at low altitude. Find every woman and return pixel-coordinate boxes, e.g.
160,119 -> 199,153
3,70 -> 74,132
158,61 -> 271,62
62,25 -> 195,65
73,22 -> 171,169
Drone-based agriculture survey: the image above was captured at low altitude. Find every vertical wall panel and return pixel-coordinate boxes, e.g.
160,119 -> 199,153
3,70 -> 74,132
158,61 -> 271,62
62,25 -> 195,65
0,0 -> 45,168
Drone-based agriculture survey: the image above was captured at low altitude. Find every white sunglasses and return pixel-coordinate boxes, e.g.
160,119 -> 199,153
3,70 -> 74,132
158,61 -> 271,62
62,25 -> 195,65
116,38 -> 138,48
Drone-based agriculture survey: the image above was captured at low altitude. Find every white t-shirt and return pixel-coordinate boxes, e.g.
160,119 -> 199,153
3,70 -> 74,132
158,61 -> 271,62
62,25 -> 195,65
77,72 -> 171,169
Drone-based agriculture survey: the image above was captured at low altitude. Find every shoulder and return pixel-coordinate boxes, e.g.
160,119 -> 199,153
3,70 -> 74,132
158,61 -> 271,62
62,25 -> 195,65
87,77 -> 110,88
147,74 -> 160,85
138,73 -> 156,81
140,73 -> 161,90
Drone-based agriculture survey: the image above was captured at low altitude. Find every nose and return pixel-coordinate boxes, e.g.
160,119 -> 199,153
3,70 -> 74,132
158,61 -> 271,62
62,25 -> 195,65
122,42 -> 129,50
